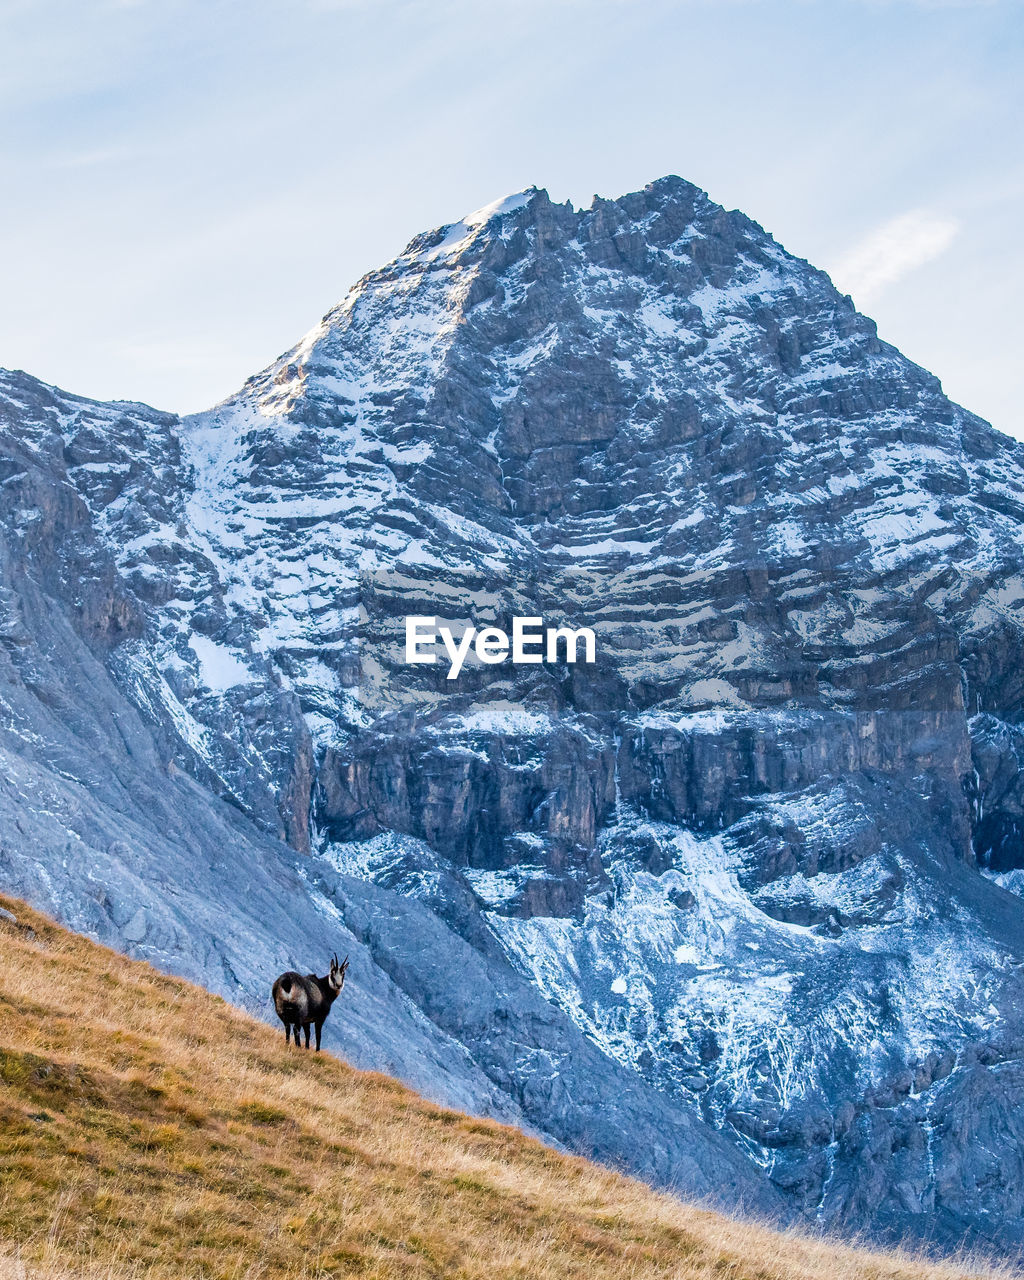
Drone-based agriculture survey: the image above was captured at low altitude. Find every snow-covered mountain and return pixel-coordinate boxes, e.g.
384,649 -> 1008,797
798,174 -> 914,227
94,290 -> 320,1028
4,176 -> 1024,1251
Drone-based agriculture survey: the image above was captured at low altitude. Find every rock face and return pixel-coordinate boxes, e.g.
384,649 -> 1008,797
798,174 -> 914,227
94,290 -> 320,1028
3,176 -> 1024,1251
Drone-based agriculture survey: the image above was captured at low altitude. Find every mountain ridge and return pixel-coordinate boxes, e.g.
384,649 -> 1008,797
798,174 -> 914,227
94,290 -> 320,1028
3,175 -> 1024,1253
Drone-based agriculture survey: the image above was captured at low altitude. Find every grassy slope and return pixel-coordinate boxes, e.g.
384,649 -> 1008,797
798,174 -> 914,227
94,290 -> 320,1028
0,893 -> 1014,1280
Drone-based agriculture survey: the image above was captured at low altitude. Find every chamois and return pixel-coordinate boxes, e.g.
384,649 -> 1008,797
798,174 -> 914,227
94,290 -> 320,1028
272,954 -> 348,1050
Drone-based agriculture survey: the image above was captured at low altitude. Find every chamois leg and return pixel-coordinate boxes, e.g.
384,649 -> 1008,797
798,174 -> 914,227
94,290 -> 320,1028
284,1022 -> 292,1045
303,1023 -> 311,1049
315,1020 -> 323,1051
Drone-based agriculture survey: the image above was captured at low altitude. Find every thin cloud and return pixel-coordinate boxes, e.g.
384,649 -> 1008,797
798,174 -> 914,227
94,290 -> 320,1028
829,210 -> 960,304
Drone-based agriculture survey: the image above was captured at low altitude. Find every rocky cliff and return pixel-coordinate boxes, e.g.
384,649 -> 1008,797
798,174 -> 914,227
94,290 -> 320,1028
3,176 -> 1024,1252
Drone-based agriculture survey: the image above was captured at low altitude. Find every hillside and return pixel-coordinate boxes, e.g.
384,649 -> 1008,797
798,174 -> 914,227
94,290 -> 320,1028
0,894 -> 1011,1280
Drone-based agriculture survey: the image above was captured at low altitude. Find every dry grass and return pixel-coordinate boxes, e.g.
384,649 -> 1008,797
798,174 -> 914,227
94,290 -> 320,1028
0,893 -> 1015,1280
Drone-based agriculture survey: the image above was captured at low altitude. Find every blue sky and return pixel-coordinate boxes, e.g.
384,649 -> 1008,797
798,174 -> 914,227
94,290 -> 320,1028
1,0 -> 1021,435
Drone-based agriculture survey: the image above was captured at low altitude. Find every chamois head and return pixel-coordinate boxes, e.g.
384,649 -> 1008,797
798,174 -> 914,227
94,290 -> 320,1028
329,953 -> 349,993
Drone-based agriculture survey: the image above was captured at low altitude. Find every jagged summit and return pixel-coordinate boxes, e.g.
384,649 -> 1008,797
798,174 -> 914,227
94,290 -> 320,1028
388,176 -> 713,267
3,176 -> 1024,1253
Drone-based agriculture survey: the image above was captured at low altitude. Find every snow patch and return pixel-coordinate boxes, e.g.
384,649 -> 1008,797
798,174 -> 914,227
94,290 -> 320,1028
189,636 -> 251,692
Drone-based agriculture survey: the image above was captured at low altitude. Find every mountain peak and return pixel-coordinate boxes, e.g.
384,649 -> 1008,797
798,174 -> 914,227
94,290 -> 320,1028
461,187 -> 539,227
9,175 -> 1024,1255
